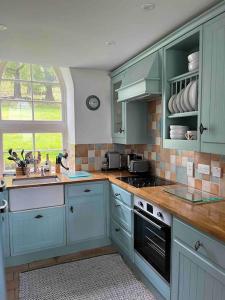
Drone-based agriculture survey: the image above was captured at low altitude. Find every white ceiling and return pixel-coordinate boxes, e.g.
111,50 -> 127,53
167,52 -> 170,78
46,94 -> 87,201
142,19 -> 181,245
0,0 -> 220,70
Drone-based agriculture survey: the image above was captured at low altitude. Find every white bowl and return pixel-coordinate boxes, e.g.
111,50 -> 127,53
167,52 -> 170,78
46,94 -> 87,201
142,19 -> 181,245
188,51 -> 199,62
170,125 -> 189,130
170,129 -> 187,134
188,61 -> 199,72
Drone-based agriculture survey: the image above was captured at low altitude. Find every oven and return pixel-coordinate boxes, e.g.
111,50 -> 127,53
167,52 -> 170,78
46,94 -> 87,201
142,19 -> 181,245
134,197 -> 171,282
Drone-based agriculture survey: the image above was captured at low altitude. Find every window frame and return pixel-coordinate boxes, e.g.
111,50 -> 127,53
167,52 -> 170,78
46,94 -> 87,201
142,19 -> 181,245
0,63 -> 67,173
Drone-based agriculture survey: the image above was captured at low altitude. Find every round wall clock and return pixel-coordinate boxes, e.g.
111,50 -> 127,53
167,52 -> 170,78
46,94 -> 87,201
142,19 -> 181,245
86,95 -> 100,111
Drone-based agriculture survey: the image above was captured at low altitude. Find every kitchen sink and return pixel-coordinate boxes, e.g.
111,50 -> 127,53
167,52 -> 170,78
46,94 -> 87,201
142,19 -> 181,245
12,175 -> 61,186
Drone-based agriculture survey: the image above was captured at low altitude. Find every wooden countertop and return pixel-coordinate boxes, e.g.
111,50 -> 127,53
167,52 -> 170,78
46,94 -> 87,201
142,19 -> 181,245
3,171 -> 225,244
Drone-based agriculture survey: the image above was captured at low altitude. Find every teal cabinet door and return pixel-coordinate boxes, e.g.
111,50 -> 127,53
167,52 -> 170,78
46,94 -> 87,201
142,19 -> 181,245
201,12 -> 225,154
1,213 -> 10,258
171,240 -> 225,300
67,194 -> 106,244
10,206 -> 66,256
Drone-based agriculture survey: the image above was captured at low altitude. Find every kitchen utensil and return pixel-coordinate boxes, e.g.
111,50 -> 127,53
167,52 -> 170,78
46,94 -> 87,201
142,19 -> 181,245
176,89 -> 184,113
183,82 -> 193,112
189,80 -> 198,110
168,94 -> 176,113
188,51 -> 199,62
185,130 -> 197,140
172,95 -> 180,113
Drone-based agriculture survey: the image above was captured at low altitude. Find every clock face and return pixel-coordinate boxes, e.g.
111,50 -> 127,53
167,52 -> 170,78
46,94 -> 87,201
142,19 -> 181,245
86,95 -> 100,110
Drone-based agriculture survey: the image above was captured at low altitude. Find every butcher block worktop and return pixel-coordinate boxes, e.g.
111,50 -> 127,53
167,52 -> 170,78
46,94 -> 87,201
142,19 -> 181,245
4,170 -> 225,244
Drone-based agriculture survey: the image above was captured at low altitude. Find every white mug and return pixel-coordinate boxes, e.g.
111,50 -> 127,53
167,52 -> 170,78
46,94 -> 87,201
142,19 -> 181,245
185,131 -> 197,140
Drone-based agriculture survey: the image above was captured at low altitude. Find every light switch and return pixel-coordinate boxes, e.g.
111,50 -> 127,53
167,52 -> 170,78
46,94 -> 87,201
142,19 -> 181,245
187,161 -> 194,177
198,164 -> 210,175
212,166 -> 222,178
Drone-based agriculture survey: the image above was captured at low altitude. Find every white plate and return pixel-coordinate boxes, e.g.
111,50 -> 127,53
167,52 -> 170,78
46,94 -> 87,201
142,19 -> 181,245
170,129 -> 187,134
176,89 -> 184,113
183,82 -> 194,111
172,94 -> 180,113
189,80 -> 198,110
188,61 -> 199,72
168,94 -> 176,113
188,51 -> 199,62
170,125 -> 189,130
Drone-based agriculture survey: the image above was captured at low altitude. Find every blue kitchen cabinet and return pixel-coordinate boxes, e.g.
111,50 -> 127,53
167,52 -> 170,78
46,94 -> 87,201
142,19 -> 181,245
111,73 -> 148,145
110,184 -> 134,261
66,182 -> 108,244
9,206 -> 66,256
201,12 -> 225,155
171,218 -> 225,300
0,191 -> 10,258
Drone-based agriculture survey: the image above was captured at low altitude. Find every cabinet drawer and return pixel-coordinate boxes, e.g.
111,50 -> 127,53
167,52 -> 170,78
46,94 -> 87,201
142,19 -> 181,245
66,182 -> 104,198
111,198 -> 132,233
10,206 -> 66,256
111,219 -> 133,259
173,218 -> 225,270
111,184 -> 132,207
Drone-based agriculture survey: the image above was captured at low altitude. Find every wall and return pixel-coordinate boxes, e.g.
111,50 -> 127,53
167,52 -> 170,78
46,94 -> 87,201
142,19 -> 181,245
70,68 -> 112,144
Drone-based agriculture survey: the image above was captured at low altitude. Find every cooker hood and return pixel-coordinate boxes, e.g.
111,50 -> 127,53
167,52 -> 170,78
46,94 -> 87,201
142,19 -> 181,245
116,50 -> 162,102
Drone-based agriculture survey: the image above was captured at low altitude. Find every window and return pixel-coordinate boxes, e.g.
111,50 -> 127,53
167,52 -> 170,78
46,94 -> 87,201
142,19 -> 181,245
0,61 -> 66,172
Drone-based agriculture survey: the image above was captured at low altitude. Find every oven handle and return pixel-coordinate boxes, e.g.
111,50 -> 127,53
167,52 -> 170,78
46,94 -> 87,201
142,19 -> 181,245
134,209 -> 163,231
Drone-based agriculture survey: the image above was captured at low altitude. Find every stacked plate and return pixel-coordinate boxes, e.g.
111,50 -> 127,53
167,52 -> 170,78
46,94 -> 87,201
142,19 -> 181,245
170,125 -> 189,140
168,80 -> 198,113
188,51 -> 199,72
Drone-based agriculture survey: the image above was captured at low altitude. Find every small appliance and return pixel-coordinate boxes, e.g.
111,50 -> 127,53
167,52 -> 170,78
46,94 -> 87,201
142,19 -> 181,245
102,152 -> 120,170
128,159 -> 149,173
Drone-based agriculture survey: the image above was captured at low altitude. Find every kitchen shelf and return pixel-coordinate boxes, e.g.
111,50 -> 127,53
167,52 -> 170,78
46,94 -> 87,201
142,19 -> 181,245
163,139 -> 199,151
168,70 -> 199,83
168,111 -> 198,118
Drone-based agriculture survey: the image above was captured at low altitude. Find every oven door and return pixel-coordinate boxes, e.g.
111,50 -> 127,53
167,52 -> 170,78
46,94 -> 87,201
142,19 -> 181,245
134,207 -> 171,282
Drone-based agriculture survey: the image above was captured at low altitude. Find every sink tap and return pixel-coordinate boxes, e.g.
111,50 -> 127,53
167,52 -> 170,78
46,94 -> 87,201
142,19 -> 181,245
41,166 -> 45,177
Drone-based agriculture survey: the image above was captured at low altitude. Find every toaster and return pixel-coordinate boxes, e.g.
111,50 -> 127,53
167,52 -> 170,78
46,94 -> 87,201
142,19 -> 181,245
128,159 -> 149,173
102,151 -> 121,170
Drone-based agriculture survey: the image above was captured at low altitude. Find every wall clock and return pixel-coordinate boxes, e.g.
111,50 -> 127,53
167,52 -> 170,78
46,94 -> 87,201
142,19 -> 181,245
86,95 -> 100,111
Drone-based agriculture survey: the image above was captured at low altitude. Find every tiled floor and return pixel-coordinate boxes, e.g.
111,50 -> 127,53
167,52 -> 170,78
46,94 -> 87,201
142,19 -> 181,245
6,246 -> 117,300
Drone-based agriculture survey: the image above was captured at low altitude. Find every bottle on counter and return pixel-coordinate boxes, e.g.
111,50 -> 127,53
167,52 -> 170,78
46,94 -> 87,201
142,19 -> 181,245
44,154 -> 51,172
55,156 -> 61,173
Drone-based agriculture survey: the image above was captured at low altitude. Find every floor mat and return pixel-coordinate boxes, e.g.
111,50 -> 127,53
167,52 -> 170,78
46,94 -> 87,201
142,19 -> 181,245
19,254 -> 156,300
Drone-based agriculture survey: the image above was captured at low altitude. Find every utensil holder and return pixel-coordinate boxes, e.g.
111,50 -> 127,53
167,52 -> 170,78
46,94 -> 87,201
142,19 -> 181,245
16,167 -> 29,176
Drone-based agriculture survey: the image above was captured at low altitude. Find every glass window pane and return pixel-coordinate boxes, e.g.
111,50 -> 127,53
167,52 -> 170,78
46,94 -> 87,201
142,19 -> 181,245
35,150 -> 62,165
0,80 -> 31,101
34,102 -> 62,121
3,133 -> 33,152
2,62 -> 31,81
35,133 -> 62,150
32,83 -> 61,102
32,65 -> 58,82
4,153 -> 17,170
1,100 -> 32,120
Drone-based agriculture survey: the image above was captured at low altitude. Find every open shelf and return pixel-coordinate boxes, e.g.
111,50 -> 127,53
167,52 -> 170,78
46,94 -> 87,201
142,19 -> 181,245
168,111 -> 198,118
163,139 -> 199,151
168,70 -> 199,83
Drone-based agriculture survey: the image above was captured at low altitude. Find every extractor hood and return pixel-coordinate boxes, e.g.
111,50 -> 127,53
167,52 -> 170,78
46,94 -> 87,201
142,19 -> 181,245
116,50 -> 162,102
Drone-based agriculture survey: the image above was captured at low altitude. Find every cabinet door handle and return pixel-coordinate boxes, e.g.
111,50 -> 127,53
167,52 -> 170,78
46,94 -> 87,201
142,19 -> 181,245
200,123 -> 208,135
115,228 -> 120,232
115,193 -> 120,197
194,240 -> 203,251
119,128 -> 125,134
84,189 -> 91,193
35,215 -> 43,219
115,203 -> 121,207
70,206 -> 74,213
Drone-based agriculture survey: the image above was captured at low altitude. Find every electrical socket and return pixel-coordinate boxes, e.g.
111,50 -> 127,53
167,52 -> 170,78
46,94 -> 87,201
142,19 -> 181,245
212,166 -> 222,178
187,161 -> 194,177
198,164 -> 210,175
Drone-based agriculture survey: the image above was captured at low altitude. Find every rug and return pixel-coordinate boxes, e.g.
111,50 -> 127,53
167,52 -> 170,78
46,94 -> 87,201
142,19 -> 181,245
19,254 -> 156,300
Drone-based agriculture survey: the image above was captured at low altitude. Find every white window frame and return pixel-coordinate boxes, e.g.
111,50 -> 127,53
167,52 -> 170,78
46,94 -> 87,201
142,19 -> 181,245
0,63 -> 67,173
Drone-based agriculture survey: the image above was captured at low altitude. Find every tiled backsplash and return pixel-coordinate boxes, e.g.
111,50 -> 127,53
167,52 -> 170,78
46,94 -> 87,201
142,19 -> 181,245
73,98 -> 225,197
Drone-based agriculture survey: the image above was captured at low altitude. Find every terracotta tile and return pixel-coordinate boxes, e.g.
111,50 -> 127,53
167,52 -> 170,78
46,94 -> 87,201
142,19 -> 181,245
75,144 -> 88,157
75,164 -> 81,171
202,174 -> 210,181
88,144 -> 95,150
202,180 -> 211,193
195,152 -> 211,165
211,183 -> 219,195
95,150 -> 101,157
195,179 -> 202,190
148,101 -> 156,113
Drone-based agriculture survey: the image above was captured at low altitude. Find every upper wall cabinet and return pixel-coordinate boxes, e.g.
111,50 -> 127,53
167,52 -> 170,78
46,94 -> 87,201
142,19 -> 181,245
200,12 -> 225,155
111,73 -> 148,144
163,27 -> 202,151
116,51 -> 162,102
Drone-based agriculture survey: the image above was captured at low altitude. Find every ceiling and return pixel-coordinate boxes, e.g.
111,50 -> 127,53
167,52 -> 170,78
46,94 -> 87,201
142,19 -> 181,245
0,0 -> 220,70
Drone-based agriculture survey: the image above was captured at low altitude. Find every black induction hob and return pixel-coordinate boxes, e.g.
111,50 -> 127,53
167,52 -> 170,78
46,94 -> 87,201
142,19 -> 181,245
116,175 -> 174,188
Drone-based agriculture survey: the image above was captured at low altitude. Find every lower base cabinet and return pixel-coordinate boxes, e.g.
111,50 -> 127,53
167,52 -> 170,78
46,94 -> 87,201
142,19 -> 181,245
9,206 -> 66,256
171,218 -> 225,300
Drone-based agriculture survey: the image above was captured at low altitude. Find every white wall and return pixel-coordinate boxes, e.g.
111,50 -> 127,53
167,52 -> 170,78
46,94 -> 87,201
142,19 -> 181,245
70,68 -> 112,144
